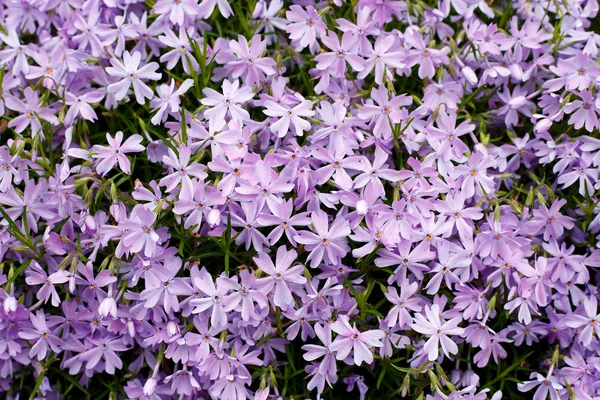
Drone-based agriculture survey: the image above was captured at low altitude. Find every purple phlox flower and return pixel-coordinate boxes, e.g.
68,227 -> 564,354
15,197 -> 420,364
302,322 -> 337,378
451,150 -> 496,198
316,31 -> 364,78
557,158 -> 598,196
201,79 -> 254,133
311,101 -> 358,144
25,50 -> 64,89
0,29 -> 31,75
437,192 -> 483,242
330,314 -> 384,366
296,277 -> 343,319
376,239 -> 435,283
566,295 -> 600,347
184,316 -> 223,361
425,242 -> 470,295
294,210 -> 351,268
118,205 -> 162,258
71,332 -> 129,374
0,148 -> 18,193
165,367 -> 200,396
422,80 -> 463,111
413,212 -> 453,245
209,374 -> 251,400
256,198 -> 311,246
253,0 -> 287,43
547,52 -> 600,92
353,146 -> 402,197
357,86 -> 412,139
24,263 -> 69,307
506,17 -> 551,54
263,99 -> 314,137
106,50 -> 161,105
199,0 -> 234,19
235,159 -> 294,210
130,12 -> 165,58
344,375 -> 369,400
0,179 -> 55,233
227,34 -> 276,85
543,240 -> 587,283
254,245 -> 306,309
75,262 -> 117,302
64,89 -> 104,126
473,329 -> 511,368
153,0 -> 201,25
504,287 -> 542,325
487,250 -> 528,288
160,145 -> 208,198
580,135 -> 600,166
544,308 -> 572,348
350,214 -> 400,258
311,140 -> 365,188
404,29 -> 450,79
453,284 -> 488,321
397,156 -> 438,191
384,280 -> 422,329
472,23 -> 508,55
379,321 -> 410,358
423,7 -> 454,40
426,110 -> 473,163
92,131 -> 145,176
517,372 -> 563,400
495,85 -> 535,128
387,199 -> 418,240
285,5 -> 327,49
133,180 -> 168,211
47,300 -> 92,339
190,267 -> 230,327
228,199 -> 267,250
218,269 -> 268,322
564,90 -> 600,132
410,304 -> 465,361
5,87 -> 59,137
173,179 -> 226,232
72,7 -> 109,57
477,216 -> 530,260
140,256 -> 189,313
101,15 -> 137,57
19,310 -> 63,360
335,6 -> 380,55
561,350 -> 597,390
357,1 -> 405,27
284,306 -> 317,341
498,133 -> 537,172
530,198 -> 574,241
159,27 -> 200,75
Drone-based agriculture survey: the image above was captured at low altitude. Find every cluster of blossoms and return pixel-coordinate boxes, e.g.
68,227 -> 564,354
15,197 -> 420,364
1,0 -> 600,399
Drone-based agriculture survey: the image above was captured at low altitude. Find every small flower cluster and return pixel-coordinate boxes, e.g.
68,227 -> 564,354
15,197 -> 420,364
1,0 -> 600,399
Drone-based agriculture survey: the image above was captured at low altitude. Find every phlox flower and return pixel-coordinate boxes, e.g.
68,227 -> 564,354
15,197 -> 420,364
106,50 -> 161,104
410,304 -> 464,361
92,131 -> 145,176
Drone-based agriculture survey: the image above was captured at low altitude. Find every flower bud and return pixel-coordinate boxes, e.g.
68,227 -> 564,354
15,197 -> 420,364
356,199 -> 369,215
110,202 -> 127,222
461,66 -> 478,85
143,378 -> 157,395
99,297 -> 118,318
207,208 -> 221,228
167,320 -> 179,336
3,296 -> 17,313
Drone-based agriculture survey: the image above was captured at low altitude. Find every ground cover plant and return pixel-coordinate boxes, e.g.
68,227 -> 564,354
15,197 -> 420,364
0,0 -> 600,398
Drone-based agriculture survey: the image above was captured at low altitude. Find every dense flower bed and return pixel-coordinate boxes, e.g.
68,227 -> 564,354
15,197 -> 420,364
1,0 -> 600,398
